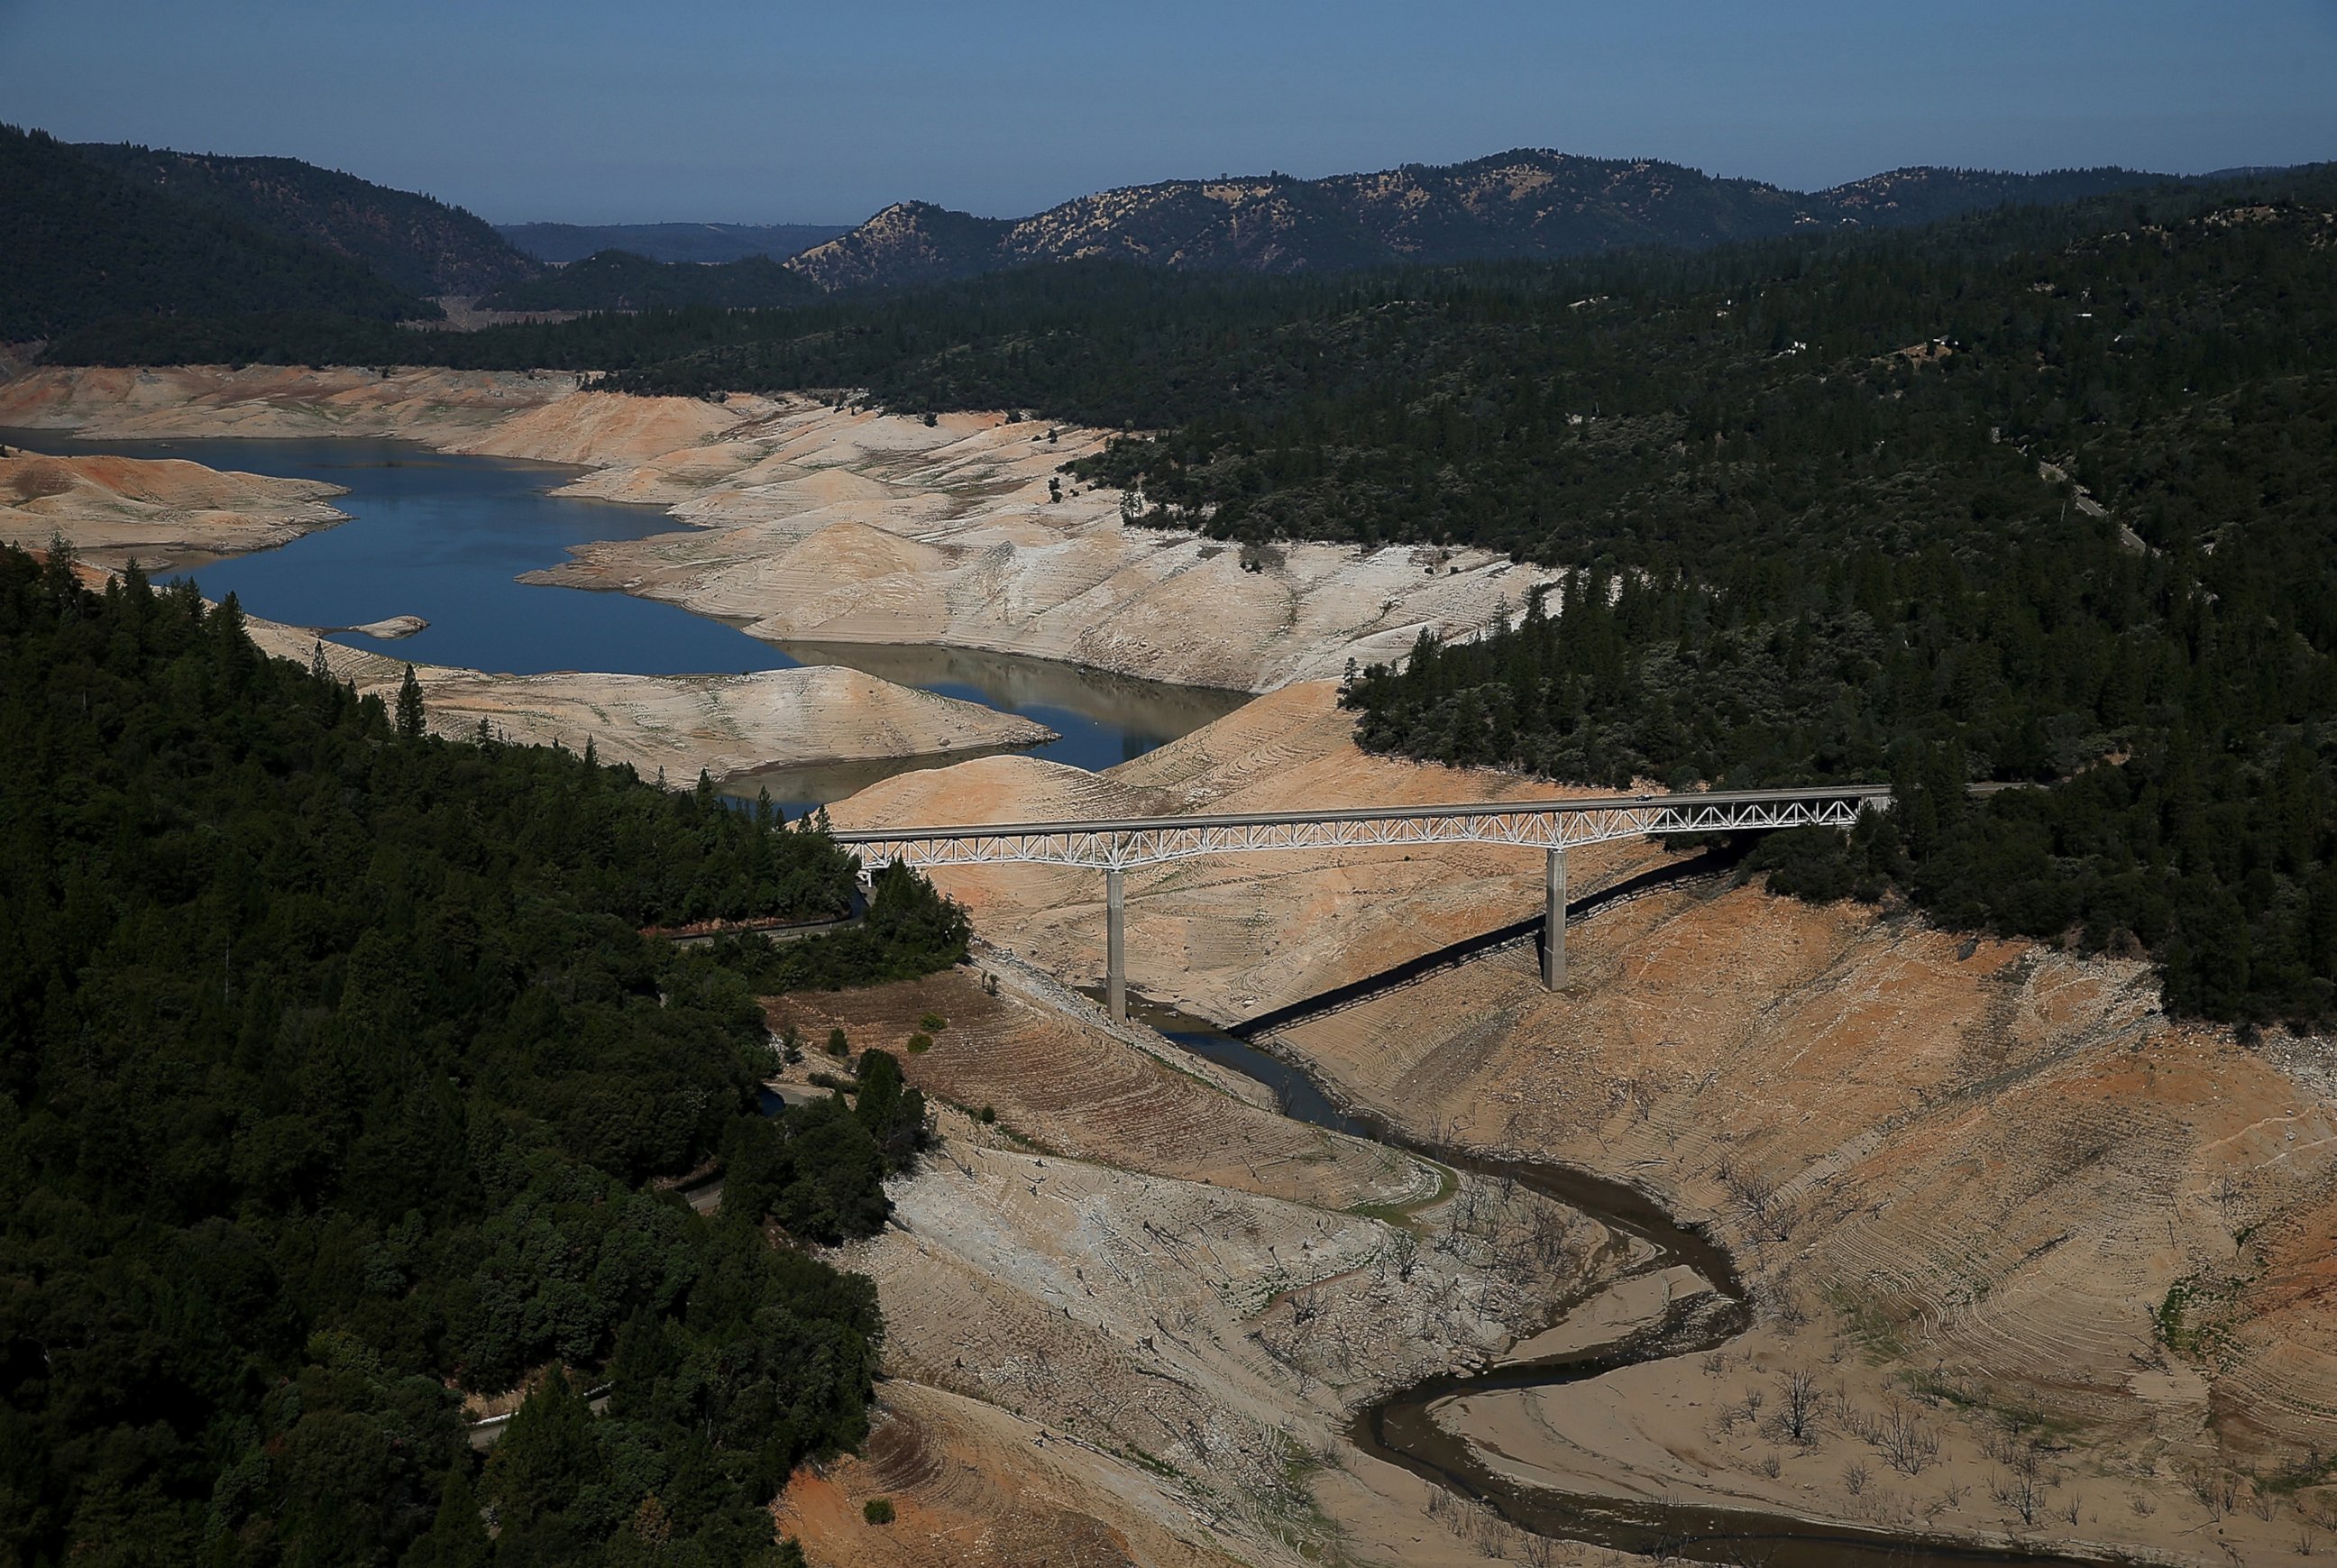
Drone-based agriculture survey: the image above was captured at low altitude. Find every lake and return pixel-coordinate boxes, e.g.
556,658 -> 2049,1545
3,429 -> 1248,811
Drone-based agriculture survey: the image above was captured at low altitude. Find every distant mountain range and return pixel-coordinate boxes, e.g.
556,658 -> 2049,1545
496,222 -> 851,265
0,129 -> 2264,338
784,151 -> 2174,290
477,249 -> 817,312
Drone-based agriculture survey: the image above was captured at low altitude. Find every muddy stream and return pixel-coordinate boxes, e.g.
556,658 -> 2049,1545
1124,1001 -> 2131,1567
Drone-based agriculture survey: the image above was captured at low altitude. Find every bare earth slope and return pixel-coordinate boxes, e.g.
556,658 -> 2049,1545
1261,883 -> 2337,1561
527,400 -> 1553,692
0,366 -> 1550,692
0,449 -> 347,565
242,614 -> 1052,783
760,958 -> 1622,1568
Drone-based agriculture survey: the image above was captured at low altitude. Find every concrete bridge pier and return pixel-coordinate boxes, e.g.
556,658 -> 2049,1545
1543,846 -> 1568,989
1106,867 -> 1127,1022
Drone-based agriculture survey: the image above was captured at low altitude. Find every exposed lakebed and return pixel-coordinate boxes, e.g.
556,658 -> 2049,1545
1123,995 -> 2128,1568
1,429 -> 1245,810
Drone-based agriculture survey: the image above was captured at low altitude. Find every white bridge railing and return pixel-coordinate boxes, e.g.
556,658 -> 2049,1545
830,784 -> 1887,1020
829,784 -> 1889,872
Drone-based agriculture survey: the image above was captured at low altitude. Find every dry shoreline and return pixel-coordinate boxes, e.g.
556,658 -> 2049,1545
0,364 -> 1557,693
240,613 -> 1057,787
0,447 -> 350,566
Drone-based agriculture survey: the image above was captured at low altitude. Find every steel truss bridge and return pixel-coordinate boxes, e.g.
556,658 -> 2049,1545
832,784 -> 1890,1022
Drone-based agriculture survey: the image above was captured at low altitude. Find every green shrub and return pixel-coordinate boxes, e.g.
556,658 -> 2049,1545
864,1499 -> 895,1526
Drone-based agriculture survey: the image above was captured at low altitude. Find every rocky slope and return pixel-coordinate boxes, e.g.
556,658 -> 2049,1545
785,152 -> 2166,289
0,362 -> 584,443
0,449 -> 348,565
1260,884 -> 2337,1562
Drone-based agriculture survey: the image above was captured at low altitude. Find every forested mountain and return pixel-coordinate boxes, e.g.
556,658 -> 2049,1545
0,544 -> 965,1563
73,140 -> 539,298
499,222 -> 851,265
0,124 -> 430,338
781,151 -> 2167,289
480,249 -> 819,312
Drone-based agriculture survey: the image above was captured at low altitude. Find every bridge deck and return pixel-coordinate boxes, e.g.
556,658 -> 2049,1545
824,783 -> 1891,1018
828,783 -> 1892,846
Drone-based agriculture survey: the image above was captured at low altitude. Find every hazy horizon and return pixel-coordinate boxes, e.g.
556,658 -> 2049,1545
4,0 -> 2333,226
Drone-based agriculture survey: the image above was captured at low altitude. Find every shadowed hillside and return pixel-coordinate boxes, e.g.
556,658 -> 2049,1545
0,124 -> 432,337
75,139 -> 538,298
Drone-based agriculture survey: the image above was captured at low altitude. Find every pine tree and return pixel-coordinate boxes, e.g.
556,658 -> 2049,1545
395,665 -> 426,739
481,1369 -> 605,1530
401,1468 -> 491,1568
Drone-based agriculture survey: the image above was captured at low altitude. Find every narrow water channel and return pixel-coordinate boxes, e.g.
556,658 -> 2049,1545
1120,995 -> 2128,1568
1,429 -> 1246,813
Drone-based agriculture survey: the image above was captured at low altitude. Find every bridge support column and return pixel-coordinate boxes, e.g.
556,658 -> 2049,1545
1543,847 -> 1568,989
1105,867 -> 1126,1023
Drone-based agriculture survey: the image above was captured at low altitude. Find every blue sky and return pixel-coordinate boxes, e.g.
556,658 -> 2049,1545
4,0 -> 2332,225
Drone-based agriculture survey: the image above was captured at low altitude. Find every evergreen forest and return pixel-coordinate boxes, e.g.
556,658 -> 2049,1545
0,126 -> 432,339
0,545 -> 962,1565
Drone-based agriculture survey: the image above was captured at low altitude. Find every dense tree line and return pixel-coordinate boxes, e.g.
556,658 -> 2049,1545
0,544 -> 965,1564
70,141 -> 536,299
1335,209 -> 2337,1027
477,251 -> 817,314
1,124 -> 431,338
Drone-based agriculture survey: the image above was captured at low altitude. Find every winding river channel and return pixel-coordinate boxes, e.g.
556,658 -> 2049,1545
1132,1000 -> 2128,1568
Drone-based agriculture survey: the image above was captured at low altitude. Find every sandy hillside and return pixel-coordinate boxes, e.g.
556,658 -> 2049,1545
1253,882 -> 2337,1563
829,680 -> 1672,1022
525,399 -> 1556,692
761,957 -> 1627,1568
240,615 -> 1053,784
0,365 -> 1551,693
0,364 -> 581,443
0,449 -> 348,565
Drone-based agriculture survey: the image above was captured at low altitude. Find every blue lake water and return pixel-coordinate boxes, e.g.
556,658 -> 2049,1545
3,429 -> 1246,808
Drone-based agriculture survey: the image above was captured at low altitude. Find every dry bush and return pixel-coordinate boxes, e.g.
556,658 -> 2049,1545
1877,1402 -> 1939,1476
1778,1370 -> 1821,1444
1993,1467 -> 2042,1527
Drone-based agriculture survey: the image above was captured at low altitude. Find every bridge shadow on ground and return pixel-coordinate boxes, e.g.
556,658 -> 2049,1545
1227,837 -> 1755,1040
